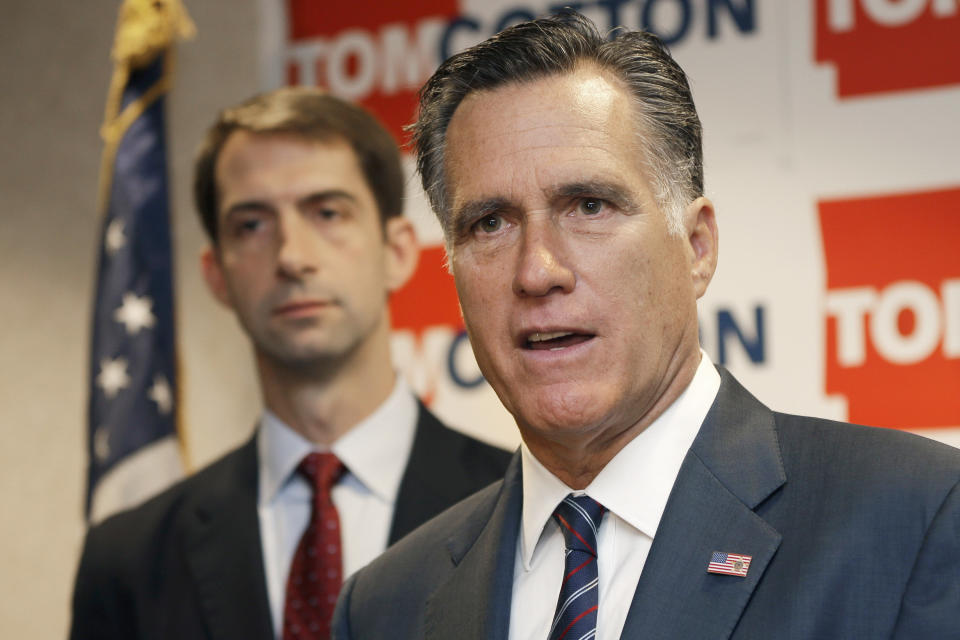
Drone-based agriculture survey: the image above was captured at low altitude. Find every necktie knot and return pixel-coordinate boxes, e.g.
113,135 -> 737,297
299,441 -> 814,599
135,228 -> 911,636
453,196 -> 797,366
297,452 -> 345,495
552,494 -> 605,557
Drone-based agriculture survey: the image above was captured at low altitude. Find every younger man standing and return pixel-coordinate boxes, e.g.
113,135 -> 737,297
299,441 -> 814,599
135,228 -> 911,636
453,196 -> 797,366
70,88 -> 511,640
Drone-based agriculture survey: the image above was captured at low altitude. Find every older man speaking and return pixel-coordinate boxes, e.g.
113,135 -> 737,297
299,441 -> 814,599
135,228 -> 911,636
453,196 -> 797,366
333,12 -> 960,640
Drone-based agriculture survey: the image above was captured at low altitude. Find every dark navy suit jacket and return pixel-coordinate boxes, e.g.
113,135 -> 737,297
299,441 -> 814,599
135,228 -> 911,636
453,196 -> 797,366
334,370 -> 960,639
69,405 -> 511,640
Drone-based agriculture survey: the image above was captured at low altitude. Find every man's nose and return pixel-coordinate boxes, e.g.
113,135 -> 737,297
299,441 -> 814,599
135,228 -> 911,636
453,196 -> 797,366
276,212 -> 318,278
512,219 -> 576,297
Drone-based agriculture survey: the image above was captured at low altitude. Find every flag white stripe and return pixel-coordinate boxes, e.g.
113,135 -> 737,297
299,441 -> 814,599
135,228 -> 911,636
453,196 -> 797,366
89,435 -> 184,524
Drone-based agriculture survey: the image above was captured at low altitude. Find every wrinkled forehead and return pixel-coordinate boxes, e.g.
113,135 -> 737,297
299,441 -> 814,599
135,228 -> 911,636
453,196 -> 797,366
449,66 -> 634,141
450,69 -> 634,159
442,68 -> 652,210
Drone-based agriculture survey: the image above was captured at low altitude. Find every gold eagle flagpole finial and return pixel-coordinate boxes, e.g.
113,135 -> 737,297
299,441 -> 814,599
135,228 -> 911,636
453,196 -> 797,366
98,0 -> 195,211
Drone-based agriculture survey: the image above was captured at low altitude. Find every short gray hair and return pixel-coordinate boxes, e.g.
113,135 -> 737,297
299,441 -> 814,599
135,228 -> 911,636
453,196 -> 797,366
410,11 -> 703,237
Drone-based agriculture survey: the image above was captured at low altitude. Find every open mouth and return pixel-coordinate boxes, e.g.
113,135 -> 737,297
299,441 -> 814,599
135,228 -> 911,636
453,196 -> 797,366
525,330 -> 594,351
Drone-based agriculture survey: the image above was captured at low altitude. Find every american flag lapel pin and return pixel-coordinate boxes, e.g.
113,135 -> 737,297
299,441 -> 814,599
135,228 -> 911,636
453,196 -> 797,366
707,551 -> 752,577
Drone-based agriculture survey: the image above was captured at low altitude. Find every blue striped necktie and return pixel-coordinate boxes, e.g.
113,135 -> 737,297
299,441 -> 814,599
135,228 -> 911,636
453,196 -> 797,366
549,494 -> 606,640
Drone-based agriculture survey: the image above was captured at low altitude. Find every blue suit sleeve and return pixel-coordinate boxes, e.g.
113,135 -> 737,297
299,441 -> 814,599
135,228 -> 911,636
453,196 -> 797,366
891,478 -> 960,640
332,571 -> 358,639
69,525 -> 126,640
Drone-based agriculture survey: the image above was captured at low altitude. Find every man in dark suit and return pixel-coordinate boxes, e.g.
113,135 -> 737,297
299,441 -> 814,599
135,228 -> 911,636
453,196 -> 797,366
333,13 -> 960,639
70,88 -> 511,640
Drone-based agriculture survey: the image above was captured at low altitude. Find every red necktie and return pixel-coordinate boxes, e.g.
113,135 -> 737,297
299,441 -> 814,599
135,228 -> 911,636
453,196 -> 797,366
283,452 -> 345,639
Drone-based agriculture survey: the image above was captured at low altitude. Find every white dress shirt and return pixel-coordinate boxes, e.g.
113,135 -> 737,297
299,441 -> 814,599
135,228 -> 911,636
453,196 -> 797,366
509,352 -> 721,640
256,378 -> 418,639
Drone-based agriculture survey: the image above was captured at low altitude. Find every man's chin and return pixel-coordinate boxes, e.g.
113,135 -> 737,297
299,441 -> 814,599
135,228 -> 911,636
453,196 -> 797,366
513,383 -> 642,443
256,341 -> 348,373
514,402 -> 609,443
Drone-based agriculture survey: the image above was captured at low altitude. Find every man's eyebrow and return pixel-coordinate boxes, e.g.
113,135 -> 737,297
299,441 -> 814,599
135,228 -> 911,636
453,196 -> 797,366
222,190 -> 358,218
297,189 -> 358,208
549,181 -> 639,210
222,199 -> 273,218
448,181 -> 640,231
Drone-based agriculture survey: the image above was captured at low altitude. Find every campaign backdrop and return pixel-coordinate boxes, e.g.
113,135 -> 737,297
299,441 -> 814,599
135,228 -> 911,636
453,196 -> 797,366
256,0 -> 960,450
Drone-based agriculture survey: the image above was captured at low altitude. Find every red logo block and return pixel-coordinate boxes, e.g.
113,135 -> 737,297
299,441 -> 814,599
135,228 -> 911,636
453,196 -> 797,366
390,245 -> 462,336
815,0 -> 960,97
820,186 -> 960,429
284,0 -> 459,143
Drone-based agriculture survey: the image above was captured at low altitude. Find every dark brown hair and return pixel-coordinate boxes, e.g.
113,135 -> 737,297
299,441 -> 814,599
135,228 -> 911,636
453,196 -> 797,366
194,87 -> 404,242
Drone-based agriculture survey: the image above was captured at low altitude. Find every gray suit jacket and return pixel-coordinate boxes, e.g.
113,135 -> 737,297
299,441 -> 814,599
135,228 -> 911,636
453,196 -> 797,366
69,404 -> 511,640
333,369 -> 960,639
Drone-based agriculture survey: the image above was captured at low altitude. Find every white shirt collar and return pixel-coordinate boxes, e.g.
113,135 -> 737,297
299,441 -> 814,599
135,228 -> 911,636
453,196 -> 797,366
258,376 -> 419,506
519,351 -> 721,570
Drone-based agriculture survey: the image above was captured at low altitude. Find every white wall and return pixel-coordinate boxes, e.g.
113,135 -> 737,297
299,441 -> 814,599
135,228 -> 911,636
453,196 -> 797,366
0,2 -> 262,636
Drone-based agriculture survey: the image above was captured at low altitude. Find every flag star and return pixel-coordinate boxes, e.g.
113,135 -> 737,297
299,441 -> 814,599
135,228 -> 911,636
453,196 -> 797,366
114,292 -> 156,335
105,218 -> 127,256
94,425 -> 112,462
148,374 -> 173,415
97,357 -> 130,398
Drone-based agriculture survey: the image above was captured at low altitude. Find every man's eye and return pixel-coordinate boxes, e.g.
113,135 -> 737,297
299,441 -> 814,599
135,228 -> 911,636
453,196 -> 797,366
578,199 -> 604,215
306,205 -> 341,221
475,215 -> 503,233
236,218 -> 263,234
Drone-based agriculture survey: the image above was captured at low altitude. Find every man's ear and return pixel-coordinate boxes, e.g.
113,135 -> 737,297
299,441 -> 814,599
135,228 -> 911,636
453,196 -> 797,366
383,217 -> 420,293
683,196 -> 718,299
200,245 -> 234,308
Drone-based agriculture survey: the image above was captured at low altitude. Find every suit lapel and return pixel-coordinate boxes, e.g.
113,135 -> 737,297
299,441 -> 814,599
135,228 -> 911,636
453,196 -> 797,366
621,369 -> 786,640
390,403 -> 511,543
183,436 -> 274,640
389,405 -> 470,544
424,454 -> 523,640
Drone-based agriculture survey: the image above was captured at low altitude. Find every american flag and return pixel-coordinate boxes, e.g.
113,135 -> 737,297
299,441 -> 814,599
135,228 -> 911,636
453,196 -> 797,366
707,551 -> 752,577
85,0 -> 194,523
